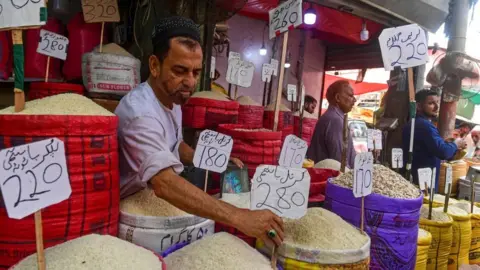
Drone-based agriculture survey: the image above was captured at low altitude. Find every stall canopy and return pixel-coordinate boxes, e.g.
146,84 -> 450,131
239,0 -> 384,44
323,74 -> 387,97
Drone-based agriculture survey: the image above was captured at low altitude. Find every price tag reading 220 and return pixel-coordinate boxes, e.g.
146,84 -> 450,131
353,152 -> 374,198
193,130 -> 233,174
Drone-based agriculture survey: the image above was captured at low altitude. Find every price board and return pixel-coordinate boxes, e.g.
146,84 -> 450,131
287,84 -> 297,102
353,152 -> 374,198
0,138 -> 72,219
373,130 -> 383,150
228,51 -> 241,62
418,168 -> 433,191
81,0 -> 120,23
378,24 -> 428,71
445,164 -> 453,191
226,59 -> 255,88
279,135 -> 307,168
210,56 -> 216,79
0,0 -> 46,30
268,0 -> 303,39
367,129 -> 374,150
262,63 -> 275,83
251,165 -> 310,219
391,148 -> 403,169
193,130 -> 233,174
37,30 -> 69,60
270,59 -> 279,76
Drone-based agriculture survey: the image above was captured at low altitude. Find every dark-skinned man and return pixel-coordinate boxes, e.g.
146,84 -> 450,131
115,17 -> 284,246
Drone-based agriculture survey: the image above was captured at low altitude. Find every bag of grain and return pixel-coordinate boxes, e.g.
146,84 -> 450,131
423,194 -> 459,208
236,96 -> 264,127
164,232 -> 274,270
0,94 -> 120,268
446,207 -> 472,269
314,159 -> 351,172
293,110 -> 318,145
419,205 -> 453,270
438,161 -> 468,196
263,102 -> 292,132
452,201 -> 480,264
118,188 -> 214,254
10,234 -> 166,269
416,228 -> 432,270
257,208 -> 370,269
326,164 -> 422,269
183,91 -> 239,129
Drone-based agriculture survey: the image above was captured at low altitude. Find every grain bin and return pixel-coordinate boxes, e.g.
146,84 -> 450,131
293,111 -> 318,145
0,94 -> 120,269
236,96 -> 264,127
438,161 -> 468,195
453,201 -> 480,264
28,82 -> 85,101
263,102 -> 292,139
326,165 -> 422,269
118,188 -> 214,254
415,228 -> 432,270
183,91 -> 239,129
443,206 -> 472,269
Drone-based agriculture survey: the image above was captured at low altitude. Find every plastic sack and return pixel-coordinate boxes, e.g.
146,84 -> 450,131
0,31 -> 12,80
448,212 -> 472,269
419,216 -> 453,270
416,229 -> 432,270
25,18 -> 63,80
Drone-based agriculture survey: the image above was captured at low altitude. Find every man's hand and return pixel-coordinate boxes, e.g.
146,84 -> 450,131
455,139 -> 467,150
230,157 -> 244,168
231,209 -> 284,246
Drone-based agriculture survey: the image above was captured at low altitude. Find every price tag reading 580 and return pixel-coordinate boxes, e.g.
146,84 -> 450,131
353,152 -> 374,198
193,130 -> 233,174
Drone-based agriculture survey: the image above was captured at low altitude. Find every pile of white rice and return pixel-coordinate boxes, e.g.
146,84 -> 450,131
220,192 -> 250,209
120,187 -> 187,217
190,91 -> 230,101
237,96 -> 260,106
314,159 -> 349,172
265,102 -> 291,112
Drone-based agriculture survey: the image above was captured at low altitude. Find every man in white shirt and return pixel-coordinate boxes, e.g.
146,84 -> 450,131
115,17 -> 284,246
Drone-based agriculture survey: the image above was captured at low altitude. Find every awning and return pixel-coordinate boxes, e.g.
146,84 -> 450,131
323,74 -> 387,97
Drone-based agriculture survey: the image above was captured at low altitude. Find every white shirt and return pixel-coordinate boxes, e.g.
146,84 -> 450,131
115,82 -> 184,198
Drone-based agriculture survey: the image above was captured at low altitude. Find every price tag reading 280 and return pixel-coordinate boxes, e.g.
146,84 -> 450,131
279,135 -> 307,169
193,130 -> 233,174
353,152 -> 374,198
0,138 -> 72,220
37,30 -> 69,60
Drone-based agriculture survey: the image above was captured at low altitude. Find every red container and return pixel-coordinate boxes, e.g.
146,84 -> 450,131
0,31 -> 12,80
183,98 -> 239,129
237,104 -> 264,127
263,110 -> 293,131
293,116 -> 318,145
28,82 -> 85,101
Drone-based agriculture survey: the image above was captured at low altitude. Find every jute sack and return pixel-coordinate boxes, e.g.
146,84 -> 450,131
419,216 -> 453,270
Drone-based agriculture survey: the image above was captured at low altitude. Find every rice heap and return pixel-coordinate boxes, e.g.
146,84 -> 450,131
120,187 -> 187,217
265,102 -> 291,111
237,96 -> 260,106
191,91 -> 230,101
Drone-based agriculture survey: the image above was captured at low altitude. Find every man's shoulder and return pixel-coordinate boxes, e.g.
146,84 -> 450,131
115,83 -> 157,121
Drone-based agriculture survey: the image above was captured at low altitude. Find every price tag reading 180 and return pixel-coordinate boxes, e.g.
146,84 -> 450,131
353,152 -> 374,198
37,30 -> 69,60
279,135 -> 307,168
193,130 -> 233,174
0,138 -> 72,220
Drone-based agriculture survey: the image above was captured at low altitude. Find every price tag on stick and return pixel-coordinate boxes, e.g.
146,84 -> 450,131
226,59 -> 255,88
81,0 -> 120,23
367,129 -> 374,150
210,56 -> 216,79
391,148 -> 403,169
251,165 -> 310,219
279,135 -> 307,168
373,130 -> 383,150
228,51 -> 241,62
193,130 -> 233,174
353,152 -> 374,198
262,63 -> 275,83
37,30 -> 69,60
418,168 -> 433,191
0,138 -> 72,220
287,84 -> 297,102
268,0 -> 303,39
270,59 -> 279,76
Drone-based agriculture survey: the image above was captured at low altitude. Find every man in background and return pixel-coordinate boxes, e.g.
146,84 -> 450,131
304,95 -> 317,114
402,89 -> 466,189
307,80 -> 357,169
458,122 -> 472,139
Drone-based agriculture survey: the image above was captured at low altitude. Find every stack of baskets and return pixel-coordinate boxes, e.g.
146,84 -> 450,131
307,168 -> 339,207
236,96 -> 264,127
293,111 -> 318,145
263,102 -> 293,143
28,82 -> 85,101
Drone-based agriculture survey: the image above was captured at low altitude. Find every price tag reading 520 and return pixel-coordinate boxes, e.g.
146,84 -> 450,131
193,130 -> 233,174
353,152 -> 374,198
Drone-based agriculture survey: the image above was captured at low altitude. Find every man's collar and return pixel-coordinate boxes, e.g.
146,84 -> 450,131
328,105 -> 345,118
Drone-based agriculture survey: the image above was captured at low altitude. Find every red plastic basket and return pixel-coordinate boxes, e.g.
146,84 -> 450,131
182,98 -> 239,129
28,82 -> 85,101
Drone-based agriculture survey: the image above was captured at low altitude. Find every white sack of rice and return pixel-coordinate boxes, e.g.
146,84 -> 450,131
164,232 -> 271,270
12,234 -> 163,269
191,90 -> 230,101
0,94 -> 114,116
237,96 -> 260,106
331,164 -> 420,199
293,110 -> 318,119
220,192 -> 250,209
265,102 -> 291,112
283,208 -> 368,250
453,201 -> 480,214
314,159 -> 350,172
120,187 -> 187,217
420,205 -> 453,222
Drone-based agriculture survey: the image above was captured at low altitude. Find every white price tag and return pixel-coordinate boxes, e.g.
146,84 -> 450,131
251,165 -> 310,219
37,30 -> 69,60
270,59 -> 279,76
391,148 -> 403,169
353,152 -> 374,198
445,164 -> 453,187
210,56 -> 216,79
193,130 -> 233,174
418,168 -> 433,191
374,130 -> 383,150
367,129 -> 374,150
226,59 -> 255,88
287,84 -> 297,102
378,24 -> 428,71
268,0 -> 303,39
0,138 -> 72,220
0,0 -> 46,30
262,63 -> 275,83
279,135 -> 307,168
228,51 -> 241,62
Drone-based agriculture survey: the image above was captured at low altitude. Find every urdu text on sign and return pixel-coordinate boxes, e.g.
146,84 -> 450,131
268,0 -> 303,39
193,130 -> 233,174
37,30 -> 69,60
279,135 -> 307,168
353,152 -> 373,198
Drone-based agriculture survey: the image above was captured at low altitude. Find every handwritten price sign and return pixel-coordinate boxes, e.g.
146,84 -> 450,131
391,148 -> 403,169
373,129 -> 383,150
418,168 -> 433,191
378,24 -> 428,71
226,59 -> 255,88
0,138 -> 72,219
287,84 -> 297,102
81,0 -> 120,23
0,0 -> 46,30
270,59 -> 279,76
193,130 -> 233,174
268,0 -> 303,39
353,152 -> 373,198
251,165 -> 310,219
367,129 -> 374,150
279,135 -> 307,168
262,63 -> 275,83
37,30 -> 69,60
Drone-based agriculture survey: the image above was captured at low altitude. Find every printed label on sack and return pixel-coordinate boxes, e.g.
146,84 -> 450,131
193,130 -> 233,174
81,0 -> 120,23
251,165 -> 310,219
37,30 -> 69,60
418,168 -> 433,191
0,138 -> 72,220
268,0 -> 303,39
391,148 -> 403,169
353,152 -> 373,198
0,0 -> 46,30
279,135 -> 307,168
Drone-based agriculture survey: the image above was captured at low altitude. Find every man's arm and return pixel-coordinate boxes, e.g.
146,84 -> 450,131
179,141 -> 194,165
421,122 -> 458,160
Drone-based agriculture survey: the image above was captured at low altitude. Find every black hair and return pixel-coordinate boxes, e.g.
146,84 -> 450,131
415,89 -> 439,104
304,95 -> 317,104
459,122 -> 472,129
153,37 -> 200,62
